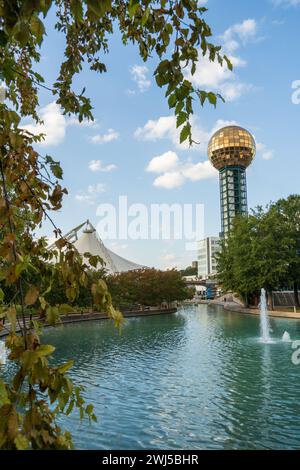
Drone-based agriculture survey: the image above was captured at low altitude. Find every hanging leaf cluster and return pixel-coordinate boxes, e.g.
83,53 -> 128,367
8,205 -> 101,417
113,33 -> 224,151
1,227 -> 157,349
0,0 -> 228,449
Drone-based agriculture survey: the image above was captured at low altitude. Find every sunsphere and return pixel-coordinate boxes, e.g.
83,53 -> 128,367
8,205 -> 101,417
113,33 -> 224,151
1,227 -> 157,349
208,125 -> 256,171
208,126 -> 256,236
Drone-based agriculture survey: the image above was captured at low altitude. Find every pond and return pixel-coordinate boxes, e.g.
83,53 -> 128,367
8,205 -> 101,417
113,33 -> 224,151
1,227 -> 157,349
3,304 -> 300,449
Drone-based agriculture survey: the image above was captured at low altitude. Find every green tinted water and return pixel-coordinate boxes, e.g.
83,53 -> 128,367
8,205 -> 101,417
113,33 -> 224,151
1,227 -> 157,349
7,304 -> 300,449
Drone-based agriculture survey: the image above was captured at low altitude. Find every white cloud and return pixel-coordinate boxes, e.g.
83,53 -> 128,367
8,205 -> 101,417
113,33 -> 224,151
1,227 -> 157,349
190,55 -> 229,89
143,117 -> 250,189
75,183 -> 106,205
261,150 -> 274,161
160,252 -> 193,270
272,0 -> 300,5
87,183 -> 106,194
22,102 -> 66,146
75,194 -> 96,205
135,116 -> 176,142
220,82 -> 253,101
139,121 -> 273,167
186,19 -> 258,102
135,115 -> 237,152
147,150 -> 218,189
188,57 -> 252,102
182,160 -> 218,181
135,115 -> 210,151
88,160 -> 117,172
187,52 -> 248,102
21,102 -> 119,149
130,65 -> 151,93
271,19 -> 285,25
256,142 -> 275,161
161,253 -> 179,270
146,151 -> 179,173
187,54 -> 241,90
90,128 -> 119,144
21,101 -> 100,146
222,19 -> 257,52
67,117 -> 99,128
153,171 -> 185,189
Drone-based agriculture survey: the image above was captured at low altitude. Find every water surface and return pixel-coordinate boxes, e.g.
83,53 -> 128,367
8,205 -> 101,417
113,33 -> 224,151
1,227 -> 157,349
4,304 -> 300,449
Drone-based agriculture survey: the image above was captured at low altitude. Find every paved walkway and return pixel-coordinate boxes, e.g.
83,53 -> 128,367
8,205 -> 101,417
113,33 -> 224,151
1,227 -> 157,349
210,300 -> 300,320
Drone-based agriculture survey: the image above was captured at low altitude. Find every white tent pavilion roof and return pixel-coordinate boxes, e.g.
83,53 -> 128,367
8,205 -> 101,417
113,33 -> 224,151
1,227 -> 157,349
60,220 -> 145,274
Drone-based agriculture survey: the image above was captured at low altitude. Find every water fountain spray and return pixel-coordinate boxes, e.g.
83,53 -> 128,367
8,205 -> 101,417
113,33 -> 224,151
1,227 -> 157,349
260,288 -> 272,343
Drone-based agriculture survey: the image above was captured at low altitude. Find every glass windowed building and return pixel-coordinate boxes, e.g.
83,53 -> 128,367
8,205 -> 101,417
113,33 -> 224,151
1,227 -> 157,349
198,237 -> 220,279
208,126 -> 256,236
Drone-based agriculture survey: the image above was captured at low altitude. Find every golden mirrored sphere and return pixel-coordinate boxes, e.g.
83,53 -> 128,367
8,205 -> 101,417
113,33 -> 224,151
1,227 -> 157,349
208,126 -> 256,170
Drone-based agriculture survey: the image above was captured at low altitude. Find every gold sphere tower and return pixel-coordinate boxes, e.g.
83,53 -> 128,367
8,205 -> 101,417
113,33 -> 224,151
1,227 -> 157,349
208,126 -> 256,236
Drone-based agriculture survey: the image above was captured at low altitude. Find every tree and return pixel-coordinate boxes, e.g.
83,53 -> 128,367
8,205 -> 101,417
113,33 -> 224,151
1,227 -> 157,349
217,198 -> 298,309
181,265 -> 197,276
106,268 -> 194,308
0,1 -> 228,449
216,215 -> 259,306
269,195 -> 300,307
161,268 -> 194,304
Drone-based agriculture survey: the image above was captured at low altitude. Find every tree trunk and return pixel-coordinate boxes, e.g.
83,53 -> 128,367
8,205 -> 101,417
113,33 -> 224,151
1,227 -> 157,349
294,281 -> 300,308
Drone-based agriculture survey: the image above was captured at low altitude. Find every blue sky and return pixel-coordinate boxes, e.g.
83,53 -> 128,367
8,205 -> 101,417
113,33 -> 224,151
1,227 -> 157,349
26,0 -> 300,269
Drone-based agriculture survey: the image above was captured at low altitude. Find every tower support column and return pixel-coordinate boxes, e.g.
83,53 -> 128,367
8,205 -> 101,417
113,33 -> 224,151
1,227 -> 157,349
219,166 -> 248,236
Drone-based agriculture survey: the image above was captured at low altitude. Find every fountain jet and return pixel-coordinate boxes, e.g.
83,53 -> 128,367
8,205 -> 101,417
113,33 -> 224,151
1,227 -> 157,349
282,331 -> 291,342
259,288 -> 272,343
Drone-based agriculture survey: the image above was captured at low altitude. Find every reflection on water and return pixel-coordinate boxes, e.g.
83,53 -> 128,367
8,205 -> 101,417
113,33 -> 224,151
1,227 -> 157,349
2,305 -> 300,449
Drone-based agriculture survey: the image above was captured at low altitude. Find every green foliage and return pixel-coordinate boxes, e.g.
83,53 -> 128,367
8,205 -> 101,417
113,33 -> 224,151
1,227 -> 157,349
0,0 -> 227,450
269,195 -> 300,306
106,268 -> 193,308
216,195 -> 300,306
0,0 -> 229,144
180,265 -> 197,276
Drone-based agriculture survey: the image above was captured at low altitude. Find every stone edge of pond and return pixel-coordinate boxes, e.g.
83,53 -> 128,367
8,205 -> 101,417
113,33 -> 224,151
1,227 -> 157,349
0,308 -> 178,338
209,301 -> 300,320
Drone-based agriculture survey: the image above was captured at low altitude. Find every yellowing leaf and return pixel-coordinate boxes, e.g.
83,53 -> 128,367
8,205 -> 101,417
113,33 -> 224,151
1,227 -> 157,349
30,15 -> 45,44
35,344 -> 55,357
46,306 -> 60,325
55,237 -> 67,250
24,285 -> 39,306
58,304 -> 74,315
39,296 -> 47,310
86,404 -> 94,414
14,434 -> 29,450
0,380 -> 10,406
66,287 -> 76,302
7,410 -> 18,440
57,360 -> 74,374
6,306 -> 16,333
